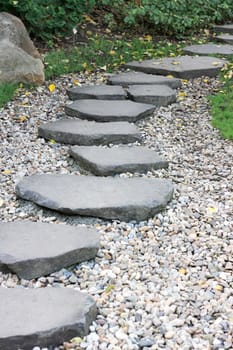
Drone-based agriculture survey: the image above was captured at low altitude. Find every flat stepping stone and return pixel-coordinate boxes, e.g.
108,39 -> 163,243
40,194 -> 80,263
69,146 -> 169,175
125,56 -> 227,79
127,84 -> 176,106
16,174 -> 174,222
213,24 -> 233,34
0,222 -> 99,279
65,100 -> 155,122
216,34 -> 233,45
0,287 -> 97,350
67,85 -> 127,100
107,71 -> 181,89
183,43 -> 233,56
38,118 -> 141,145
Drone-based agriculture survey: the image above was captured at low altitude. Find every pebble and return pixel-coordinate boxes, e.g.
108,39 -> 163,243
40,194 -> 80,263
0,72 -> 232,350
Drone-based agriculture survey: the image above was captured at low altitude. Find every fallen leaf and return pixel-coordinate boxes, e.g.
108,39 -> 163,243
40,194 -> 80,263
0,199 -> 4,207
109,50 -> 116,55
49,139 -> 56,144
18,115 -> 27,122
207,206 -> 218,214
105,284 -> 115,293
212,61 -> 221,66
71,337 -> 82,345
73,79 -> 80,85
178,91 -> 187,97
48,84 -> 56,92
3,169 -> 11,175
181,79 -> 188,84
172,61 -> 181,65
215,284 -> 223,292
179,268 -> 187,275
82,62 -> 87,69
166,74 -> 174,78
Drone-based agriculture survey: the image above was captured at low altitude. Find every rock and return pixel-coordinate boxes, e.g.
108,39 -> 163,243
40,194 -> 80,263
69,145 -> 168,175
216,34 -> 233,45
38,118 -> 141,145
213,24 -> 233,34
138,337 -> 154,347
0,287 -> 97,350
16,174 -> 174,222
126,84 -> 176,106
67,85 -> 127,100
125,56 -> 227,79
183,43 -> 233,56
0,221 -> 99,279
107,71 -> 181,89
0,12 -> 40,58
65,100 -> 155,122
0,12 -> 44,84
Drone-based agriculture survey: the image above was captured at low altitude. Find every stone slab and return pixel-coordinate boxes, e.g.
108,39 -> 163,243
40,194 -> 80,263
125,56 -> 227,79
126,84 -> 176,106
183,43 -> 233,56
216,34 -> 233,45
65,100 -> 155,122
213,24 -> 233,34
0,287 -> 97,350
16,175 -> 174,222
107,71 -> 181,89
0,222 -> 99,279
69,146 -> 169,175
38,118 -> 141,145
67,85 -> 127,100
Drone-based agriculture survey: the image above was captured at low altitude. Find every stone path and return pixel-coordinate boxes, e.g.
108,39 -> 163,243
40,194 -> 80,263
1,23 -> 233,349
69,145 -> 168,175
216,33 -> 233,44
183,43 -> 233,56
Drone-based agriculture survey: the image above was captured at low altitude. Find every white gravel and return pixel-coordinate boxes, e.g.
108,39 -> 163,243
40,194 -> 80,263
0,72 -> 232,350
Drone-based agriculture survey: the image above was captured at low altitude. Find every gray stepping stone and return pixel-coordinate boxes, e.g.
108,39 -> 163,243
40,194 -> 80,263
67,85 -> 127,100
16,174 -> 174,222
65,99 -> 155,122
38,118 -> 141,145
107,71 -> 181,89
213,24 -> 233,34
126,84 -> 176,106
0,287 -> 97,350
0,221 -> 99,279
183,43 -> 233,56
216,34 -> 233,45
69,146 -> 169,175
125,56 -> 227,79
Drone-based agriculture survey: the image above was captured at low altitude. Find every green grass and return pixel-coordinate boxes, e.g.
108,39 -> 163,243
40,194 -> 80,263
0,83 -> 18,108
44,34 -> 184,79
209,87 -> 233,140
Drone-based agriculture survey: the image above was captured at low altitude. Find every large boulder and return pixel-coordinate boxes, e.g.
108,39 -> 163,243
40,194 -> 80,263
0,12 -> 44,84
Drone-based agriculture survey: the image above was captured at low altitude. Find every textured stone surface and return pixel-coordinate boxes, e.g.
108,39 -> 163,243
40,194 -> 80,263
125,56 -> 227,79
216,34 -> 233,45
69,146 -> 169,175
38,118 -> 141,145
213,24 -> 233,34
16,174 -> 174,221
183,43 -> 233,56
0,12 -> 41,58
67,85 -> 127,100
0,12 -> 44,84
65,100 -> 155,122
0,287 -> 97,350
107,71 -> 181,89
127,84 -> 176,106
0,221 -> 99,279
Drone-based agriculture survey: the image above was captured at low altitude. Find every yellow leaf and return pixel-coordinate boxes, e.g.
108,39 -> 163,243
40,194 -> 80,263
3,169 -> 11,175
182,79 -> 188,84
18,115 -> 27,122
212,61 -> 221,66
82,62 -> 87,69
166,74 -> 174,78
215,284 -> 223,292
109,50 -> 116,55
71,337 -> 82,344
19,83 -> 23,88
83,14 -> 96,25
49,139 -> 56,144
73,79 -> 80,85
48,84 -> 56,93
25,91 -> 30,96
144,34 -> 153,41
203,78 -> 209,83
86,30 -> 92,36
169,53 -> 176,57
105,284 -> 115,293
172,61 -> 181,65
207,206 -> 217,214
178,91 -> 186,97
179,268 -> 187,275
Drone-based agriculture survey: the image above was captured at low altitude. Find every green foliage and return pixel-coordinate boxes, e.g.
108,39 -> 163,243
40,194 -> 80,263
96,0 -> 233,38
44,34 -> 183,79
0,0 -> 95,41
0,83 -> 17,108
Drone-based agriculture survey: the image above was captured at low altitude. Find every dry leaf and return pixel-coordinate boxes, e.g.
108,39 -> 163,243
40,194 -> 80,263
212,61 -> 221,66
48,84 -> 56,92
18,115 -> 27,122
179,268 -> 187,275
3,169 -> 11,175
215,284 -> 223,292
172,61 -> 181,65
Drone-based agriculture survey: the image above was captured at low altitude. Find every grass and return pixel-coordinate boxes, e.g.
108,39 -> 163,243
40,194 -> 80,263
44,34 -> 184,80
0,83 -> 18,108
208,60 -> 233,140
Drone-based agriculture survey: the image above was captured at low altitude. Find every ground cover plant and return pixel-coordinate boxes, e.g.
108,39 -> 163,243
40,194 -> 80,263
0,83 -> 17,108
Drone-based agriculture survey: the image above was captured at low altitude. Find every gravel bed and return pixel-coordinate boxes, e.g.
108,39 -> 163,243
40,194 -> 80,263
0,72 -> 232,350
